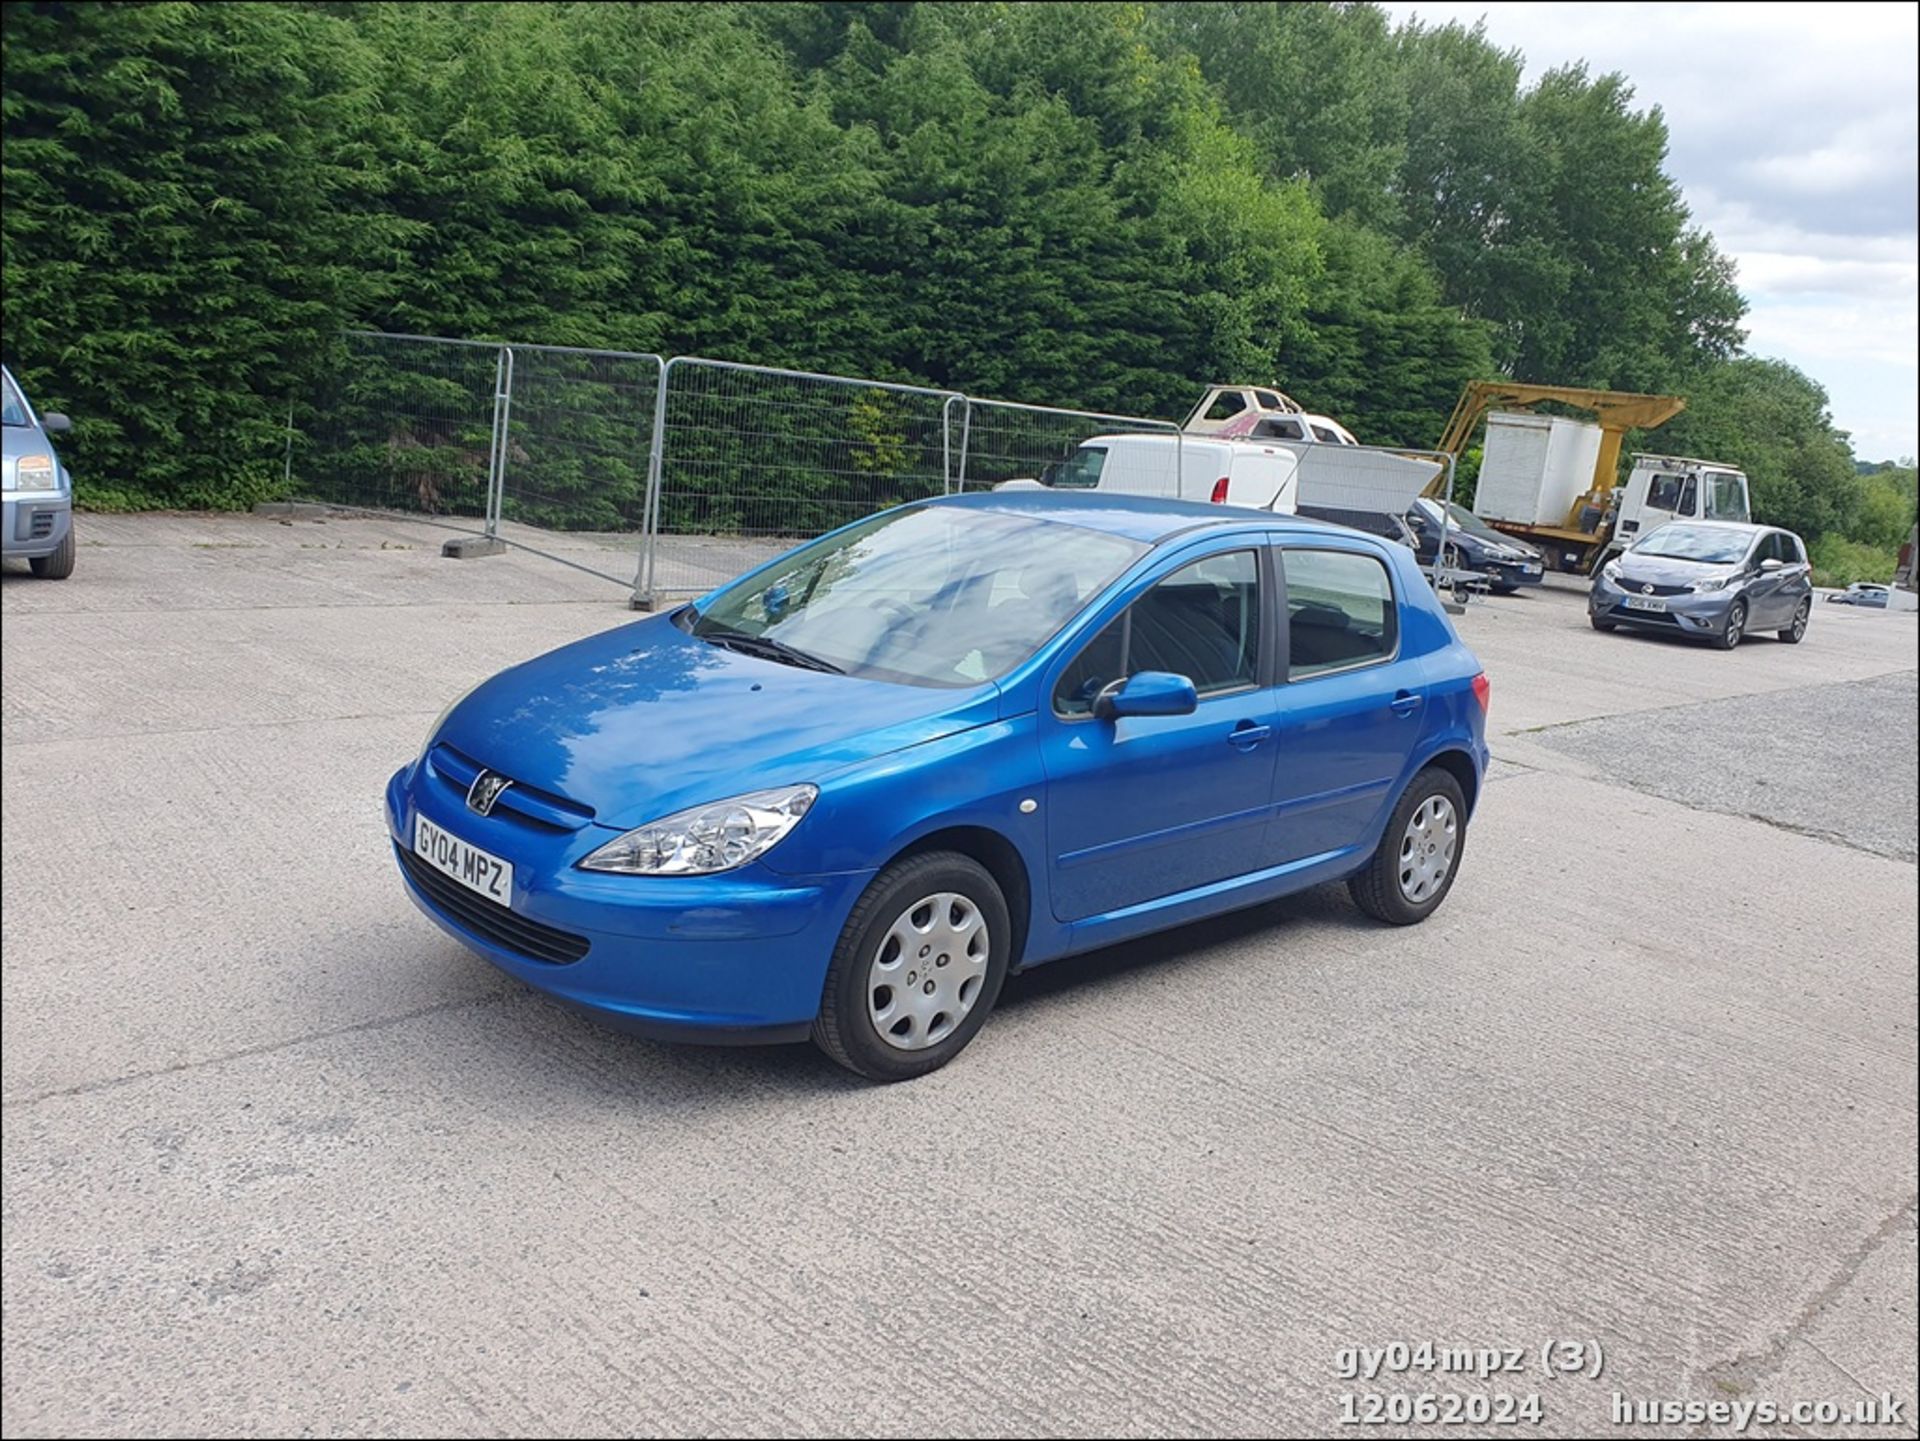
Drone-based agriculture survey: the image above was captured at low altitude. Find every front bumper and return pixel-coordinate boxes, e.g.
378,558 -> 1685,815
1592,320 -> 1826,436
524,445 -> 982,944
1589,576 -> 1736,636
385,762 -> 873,1042
2,492 -> 71,559
1485,558 -> 1545,588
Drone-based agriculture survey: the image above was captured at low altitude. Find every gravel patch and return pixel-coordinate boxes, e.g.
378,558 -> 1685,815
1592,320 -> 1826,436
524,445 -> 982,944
1531,668 -> 1919,860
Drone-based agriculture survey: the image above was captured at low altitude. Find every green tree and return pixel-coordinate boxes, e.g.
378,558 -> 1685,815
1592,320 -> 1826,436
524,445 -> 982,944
1,0 -> 400,506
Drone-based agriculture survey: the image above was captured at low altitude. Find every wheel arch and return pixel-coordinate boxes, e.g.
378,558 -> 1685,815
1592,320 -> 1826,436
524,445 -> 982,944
887,825 -> 1033,971
1421,746 -> 1480,817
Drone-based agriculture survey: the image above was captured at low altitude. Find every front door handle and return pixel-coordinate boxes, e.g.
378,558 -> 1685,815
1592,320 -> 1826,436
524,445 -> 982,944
1228,721 -> 1272,749
1389,690 -> 1423,717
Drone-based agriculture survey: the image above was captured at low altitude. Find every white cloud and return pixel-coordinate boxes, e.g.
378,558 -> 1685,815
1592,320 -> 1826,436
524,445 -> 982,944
1384,0 -> 1919,458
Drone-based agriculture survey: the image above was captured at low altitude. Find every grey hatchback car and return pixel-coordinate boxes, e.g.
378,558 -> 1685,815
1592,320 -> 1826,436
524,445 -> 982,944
2,365 -> 75,578
1589,520 -> 1812,649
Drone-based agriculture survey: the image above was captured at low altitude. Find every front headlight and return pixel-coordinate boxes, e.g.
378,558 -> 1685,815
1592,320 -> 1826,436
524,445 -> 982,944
1602,561 -> 1622,581
5,454 -> 55,492
1690,576 -> 1732,593
580,784 -> 818,876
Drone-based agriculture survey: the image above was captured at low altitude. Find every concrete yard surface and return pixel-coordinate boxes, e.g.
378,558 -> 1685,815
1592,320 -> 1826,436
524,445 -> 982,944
3,513 -> 1916,1438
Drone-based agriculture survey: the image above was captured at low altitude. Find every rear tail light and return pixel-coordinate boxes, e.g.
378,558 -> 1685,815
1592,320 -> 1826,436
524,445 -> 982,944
1471,672 -> 1490,712
1209,477 -> 1230,504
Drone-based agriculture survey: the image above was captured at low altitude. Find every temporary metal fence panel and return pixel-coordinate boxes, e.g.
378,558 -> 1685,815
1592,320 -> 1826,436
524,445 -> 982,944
495,345 -> 662,585
952,398 -> 1182,495
637,358 -> 961,605
295,331 -> 506,533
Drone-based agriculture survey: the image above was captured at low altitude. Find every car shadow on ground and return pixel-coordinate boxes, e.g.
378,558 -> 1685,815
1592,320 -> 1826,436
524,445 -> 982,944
479,883 -> 1373,1098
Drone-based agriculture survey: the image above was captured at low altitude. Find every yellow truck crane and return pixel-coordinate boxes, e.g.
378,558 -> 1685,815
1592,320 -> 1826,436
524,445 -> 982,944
1429,382 -> 1748,574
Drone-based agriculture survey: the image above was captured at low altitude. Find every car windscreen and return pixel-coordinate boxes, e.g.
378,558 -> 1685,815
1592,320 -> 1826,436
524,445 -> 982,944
1438,501 -> 1508,543
685,506 -> 1146,688
1630,524 -> 1752,564
0,374 -> 27,427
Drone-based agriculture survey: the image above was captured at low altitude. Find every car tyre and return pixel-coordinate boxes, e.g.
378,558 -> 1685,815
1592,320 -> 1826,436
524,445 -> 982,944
1714,598 -> 1748,650
813,850 -> 1011,1082
1778,596 -> 1810,643
1348,766 -> 1468,926
29,527 -> 74,580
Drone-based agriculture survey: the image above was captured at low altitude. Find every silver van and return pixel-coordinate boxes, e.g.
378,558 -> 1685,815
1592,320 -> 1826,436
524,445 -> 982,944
2,366 -> 75,579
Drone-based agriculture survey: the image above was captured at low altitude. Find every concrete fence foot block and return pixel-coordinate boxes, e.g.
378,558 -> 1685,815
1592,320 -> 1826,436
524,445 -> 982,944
253,501 -> 332,518
442,536 -> 508,560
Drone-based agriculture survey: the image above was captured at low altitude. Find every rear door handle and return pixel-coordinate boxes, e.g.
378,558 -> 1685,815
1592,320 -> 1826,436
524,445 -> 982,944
1228,721 -> 1272,749
1389,690 -> 1423,717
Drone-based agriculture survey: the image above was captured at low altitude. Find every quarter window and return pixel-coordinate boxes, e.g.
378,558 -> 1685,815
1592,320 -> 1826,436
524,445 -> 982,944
1284,549 -> 1397,678
1054,551 -> 1261,716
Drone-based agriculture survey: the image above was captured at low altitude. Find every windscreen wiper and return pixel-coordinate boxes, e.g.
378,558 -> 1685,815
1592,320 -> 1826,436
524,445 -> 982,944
696,627 -> 844,675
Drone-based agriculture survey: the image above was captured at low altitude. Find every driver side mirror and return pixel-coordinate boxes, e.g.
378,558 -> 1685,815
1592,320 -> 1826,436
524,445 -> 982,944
1094,671 -> 1199,721
40,412 -> 72,434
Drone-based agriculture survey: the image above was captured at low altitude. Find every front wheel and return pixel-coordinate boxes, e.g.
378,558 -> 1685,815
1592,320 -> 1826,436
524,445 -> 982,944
1348,767 -> 1468,926
1714,599 -> 1748,650
29,527 -> 74,579
1778,597 -> 1810,643
813,851 -> 1011,1081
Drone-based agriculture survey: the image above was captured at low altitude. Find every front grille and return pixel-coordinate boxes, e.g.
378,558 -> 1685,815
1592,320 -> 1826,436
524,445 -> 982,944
29,512 -> 53,539
396,844 -> 590,964
1618,579 -> 1691,596
1611,602 -> 1681,625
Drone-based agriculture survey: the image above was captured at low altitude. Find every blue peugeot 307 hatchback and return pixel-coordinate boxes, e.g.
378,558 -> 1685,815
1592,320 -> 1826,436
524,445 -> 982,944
387,492 -> 1490,1080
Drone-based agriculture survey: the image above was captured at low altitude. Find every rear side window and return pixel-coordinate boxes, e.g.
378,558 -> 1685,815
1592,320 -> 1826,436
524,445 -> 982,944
1054,551 -> 1261,715
1310,424 -> 1340,443
1255,390 -> 1284,409
1284,549 -> 1397,679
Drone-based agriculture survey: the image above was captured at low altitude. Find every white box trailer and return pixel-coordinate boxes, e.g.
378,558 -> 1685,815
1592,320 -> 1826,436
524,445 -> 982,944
1474,411 -> 1604,527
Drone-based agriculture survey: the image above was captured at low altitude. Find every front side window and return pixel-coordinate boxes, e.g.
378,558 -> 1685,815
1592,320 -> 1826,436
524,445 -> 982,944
1677,476 -> 1699,516
1255,390 -> 1285,410
1054,550 -> 1261,716
1645,472 -> 1685,511
1049,447 -> 1107,490
1253,418 -> 1305,440
1203,392 -> 1249,422
1284,549 -> 1397,678
690,506 -> 1144,688
1705,472 -> 1748,521
1310,424 -> 1340,444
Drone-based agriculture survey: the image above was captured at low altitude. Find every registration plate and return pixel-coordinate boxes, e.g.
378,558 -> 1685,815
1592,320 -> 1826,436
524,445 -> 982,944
1624,595 -> 1668,613
414,815 -> 513,904
1522,564 -> 1542,576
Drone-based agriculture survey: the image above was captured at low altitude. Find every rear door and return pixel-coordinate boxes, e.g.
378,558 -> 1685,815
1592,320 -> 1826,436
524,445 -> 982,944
1266,542 -> 1428,869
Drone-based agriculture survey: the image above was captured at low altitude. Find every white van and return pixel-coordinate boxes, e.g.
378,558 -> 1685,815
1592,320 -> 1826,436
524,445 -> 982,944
1033,433 -> 1300,512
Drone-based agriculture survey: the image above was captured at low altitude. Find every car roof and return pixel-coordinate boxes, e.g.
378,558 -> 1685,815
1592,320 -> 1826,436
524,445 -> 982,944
924,489 -> 1375,545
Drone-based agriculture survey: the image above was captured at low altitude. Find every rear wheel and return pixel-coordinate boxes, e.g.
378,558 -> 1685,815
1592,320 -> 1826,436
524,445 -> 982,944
1778,596 -> 1810,643
1349,767 -> 1468,926
29,527 -> 74,579
1714,599 -> 1748,650
813,851 -> 1010,1082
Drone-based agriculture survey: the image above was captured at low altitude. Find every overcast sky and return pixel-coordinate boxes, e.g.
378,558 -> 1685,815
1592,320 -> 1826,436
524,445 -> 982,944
1384,1 -> 1918,461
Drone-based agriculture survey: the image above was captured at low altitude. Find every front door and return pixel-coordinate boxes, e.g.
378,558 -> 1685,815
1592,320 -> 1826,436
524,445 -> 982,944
1268,543 -> 1428,868
1038,546 -> 1279,923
